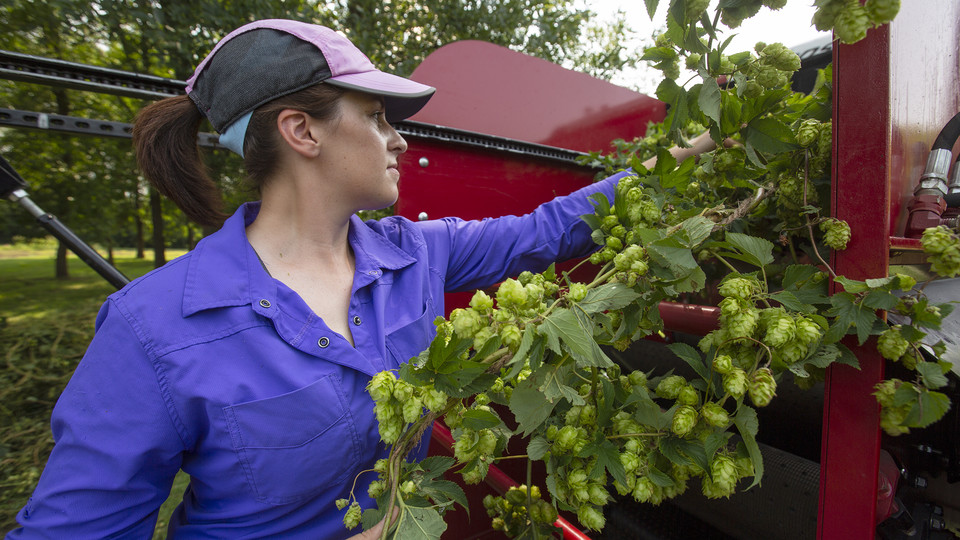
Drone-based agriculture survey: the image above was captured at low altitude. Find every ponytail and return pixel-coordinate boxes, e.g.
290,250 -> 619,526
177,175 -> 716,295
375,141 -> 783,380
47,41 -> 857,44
133,95 -> 226,227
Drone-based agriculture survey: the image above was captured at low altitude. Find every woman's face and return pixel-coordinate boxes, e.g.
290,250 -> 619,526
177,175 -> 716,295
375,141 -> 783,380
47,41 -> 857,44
316,91 -> 408,212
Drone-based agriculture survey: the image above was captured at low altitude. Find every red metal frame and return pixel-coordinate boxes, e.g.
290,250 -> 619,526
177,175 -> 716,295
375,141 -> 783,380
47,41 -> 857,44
819,2 -> 960,538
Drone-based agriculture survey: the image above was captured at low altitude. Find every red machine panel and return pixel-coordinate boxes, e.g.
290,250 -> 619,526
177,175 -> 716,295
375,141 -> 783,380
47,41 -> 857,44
820,2 -> 960,538
407,40 -> 664,154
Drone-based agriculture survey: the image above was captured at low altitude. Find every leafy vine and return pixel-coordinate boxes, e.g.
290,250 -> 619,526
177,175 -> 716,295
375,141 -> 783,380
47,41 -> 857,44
339,1 -> 957,538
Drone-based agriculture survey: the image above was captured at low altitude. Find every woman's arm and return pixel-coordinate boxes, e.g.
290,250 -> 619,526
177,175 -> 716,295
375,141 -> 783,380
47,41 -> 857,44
7,300 -> 184,539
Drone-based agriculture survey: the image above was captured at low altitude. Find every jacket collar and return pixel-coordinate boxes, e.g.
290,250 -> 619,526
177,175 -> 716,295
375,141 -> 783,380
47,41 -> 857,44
182,202 -> 417,317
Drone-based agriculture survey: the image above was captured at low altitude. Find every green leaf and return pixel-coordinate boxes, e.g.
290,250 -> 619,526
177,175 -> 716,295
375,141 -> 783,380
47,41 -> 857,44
420,479 -> 468,513
667,342 -> 710,382
539,309 -> 613,368
679,215 -> 715,248
916,362 -> 949,390
646,464 -> 676,487
647,238 -> 699,276
904,389 -> 952,428
782,264 -> 821,289
583,438 -> 628,487
862,290 -> 899,311
642,46 -> 678,62
825,292 -> 878,345
461,408 -> 502,430
734,405 -> 764,489
644,0 -> 660,19
725,232 -> 775,268
578,283 -> 641,314
656,78 -> 690,136
528,436 -> 551,461
743,117 -> 799,154
510,384 -> 559,436
769,290 -> 815,313
538,363 -> 586,406
395,506 -> 446,540
699,76 -> 722,124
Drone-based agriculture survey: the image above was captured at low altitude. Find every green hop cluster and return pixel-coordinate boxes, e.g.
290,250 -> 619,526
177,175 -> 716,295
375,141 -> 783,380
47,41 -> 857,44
775,171 -> 821,230
865,0 -> 900,25
761,308 -> 796,348
751,43 -> 802,91
762,0 -> 787,9
671,405 -> 699,436
685,0 -> 710,21
813,0 -> 899,41
548,423 -> 589,456
470,290 -> 494,312
723,368 -> 748,399
341,501 -> 361,529
712,354 -> 734,375
921,226 -> 960,277
450,307 -> 485,339
577,504 -> 606,532
656,375 -> 687,399
454,427 -> 498,484
701,401 -> 731,427
820,218 -> 852,250
719,275 -> 761,300
797,119 -> 823,148
874,379 -> 912,436
877,326 -> 911,361
567,282 -> 588,303
748,368 -> 777,407
367,372 -> 447,444
484,486 -> 558,536
833,0 -> 871,43
704,453 -> 740,498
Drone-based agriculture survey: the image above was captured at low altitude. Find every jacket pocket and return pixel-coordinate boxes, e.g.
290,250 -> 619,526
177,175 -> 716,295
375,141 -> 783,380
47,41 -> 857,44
384,298 -> 438,368
222,375 -> 360,505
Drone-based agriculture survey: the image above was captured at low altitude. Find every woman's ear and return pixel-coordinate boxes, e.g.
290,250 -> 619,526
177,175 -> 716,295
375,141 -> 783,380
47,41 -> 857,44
276,109 -> 322,158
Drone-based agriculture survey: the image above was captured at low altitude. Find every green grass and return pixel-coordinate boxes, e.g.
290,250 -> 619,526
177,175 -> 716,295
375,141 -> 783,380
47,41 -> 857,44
0,241 -> 189,537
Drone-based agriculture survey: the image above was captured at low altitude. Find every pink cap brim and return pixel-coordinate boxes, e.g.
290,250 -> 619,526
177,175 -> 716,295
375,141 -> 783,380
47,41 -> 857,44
326,71 -> 435,122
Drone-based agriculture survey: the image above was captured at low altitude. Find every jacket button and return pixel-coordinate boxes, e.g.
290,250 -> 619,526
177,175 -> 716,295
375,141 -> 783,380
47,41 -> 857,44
318,337 -> 330,348
259,299 -> 271,308
353,316 -> 362,326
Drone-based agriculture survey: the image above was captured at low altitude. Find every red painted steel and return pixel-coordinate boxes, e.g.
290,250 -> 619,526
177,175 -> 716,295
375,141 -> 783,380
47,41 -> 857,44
658,301 -> 720,336
820,2 -> 960,537
408,40 -> 664,154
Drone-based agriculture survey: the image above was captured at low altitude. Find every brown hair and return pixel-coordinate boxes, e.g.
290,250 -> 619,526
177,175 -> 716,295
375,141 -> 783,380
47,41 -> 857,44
132,84 -> 345,227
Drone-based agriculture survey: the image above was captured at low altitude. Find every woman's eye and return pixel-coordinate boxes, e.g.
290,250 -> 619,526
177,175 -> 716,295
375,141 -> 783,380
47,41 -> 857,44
373,111 -> 385,122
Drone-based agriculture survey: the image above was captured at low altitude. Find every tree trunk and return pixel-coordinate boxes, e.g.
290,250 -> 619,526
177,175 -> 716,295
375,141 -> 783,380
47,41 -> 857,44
135,187 -> 145,259
150,189 -> 166,267
55,240 -> 69,279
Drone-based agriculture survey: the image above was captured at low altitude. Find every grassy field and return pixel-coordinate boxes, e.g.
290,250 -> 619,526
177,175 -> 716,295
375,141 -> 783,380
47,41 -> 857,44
0,239 -> 189,537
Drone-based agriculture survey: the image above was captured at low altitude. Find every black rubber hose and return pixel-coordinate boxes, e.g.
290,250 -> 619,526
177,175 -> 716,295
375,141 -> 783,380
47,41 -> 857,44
933,111 -> 960,150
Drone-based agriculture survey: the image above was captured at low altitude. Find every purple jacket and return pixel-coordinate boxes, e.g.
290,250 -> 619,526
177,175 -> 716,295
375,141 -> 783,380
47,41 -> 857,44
9,172 -> 624,539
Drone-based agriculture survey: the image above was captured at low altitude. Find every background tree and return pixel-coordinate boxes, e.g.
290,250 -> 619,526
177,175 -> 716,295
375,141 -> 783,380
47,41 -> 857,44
0,0 -> 639,274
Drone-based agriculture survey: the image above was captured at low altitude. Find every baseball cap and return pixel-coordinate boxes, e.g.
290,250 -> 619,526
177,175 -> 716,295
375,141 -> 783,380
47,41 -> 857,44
185,19 -> 435,154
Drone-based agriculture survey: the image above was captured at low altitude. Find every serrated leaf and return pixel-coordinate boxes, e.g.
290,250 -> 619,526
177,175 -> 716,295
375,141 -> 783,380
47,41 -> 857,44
657,78 -> 689,135
644,0 -> 659,19
734,405 -> 763,490
699,76 -> 722,123
420,479 -> 468,513
782,264 -> 821,289
395,506 -> 446,540
528,436 -> 551,461
462,408 -> 501,430
916,361 -> 949,389
679,215 -> 715,248
510,384 -> 558,436
539,363 -> 586,406
646,465 -> 676,487
725,232 -> 775,267
668,342 -> 710,382
578,283 -> 642,314
648,239 -> 699,275
539,309 -> 613,368
658,436 -> 695,468
862,290 -> 899,311
904,389 -> 952,428
769,290 -> 815,313
584,438 -> 628,487
743,117 -> 799,154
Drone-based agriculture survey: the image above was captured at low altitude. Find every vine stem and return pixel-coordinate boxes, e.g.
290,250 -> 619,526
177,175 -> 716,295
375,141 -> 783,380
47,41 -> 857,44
802,150 -> 838,279
527,458 -> 540,540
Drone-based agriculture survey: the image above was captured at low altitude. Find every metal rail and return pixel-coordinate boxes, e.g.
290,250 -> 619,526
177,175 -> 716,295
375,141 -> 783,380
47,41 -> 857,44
0,50 -> 593,167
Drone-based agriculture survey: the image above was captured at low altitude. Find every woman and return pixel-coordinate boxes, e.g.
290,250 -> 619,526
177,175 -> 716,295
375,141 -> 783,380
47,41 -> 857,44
8,19 -> 711,539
